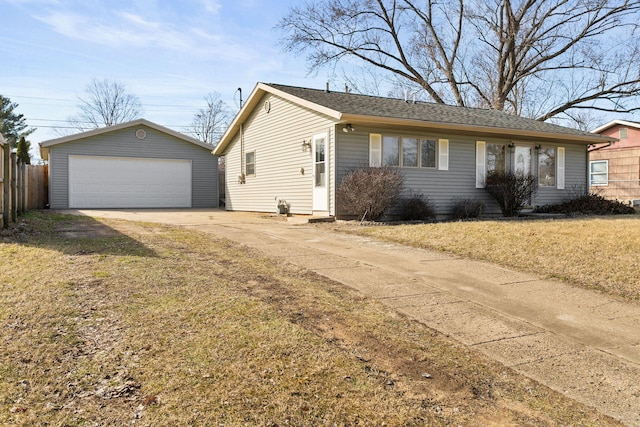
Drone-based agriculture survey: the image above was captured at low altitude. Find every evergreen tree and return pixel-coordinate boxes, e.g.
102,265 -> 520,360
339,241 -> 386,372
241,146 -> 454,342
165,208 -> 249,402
0,95 -> 33,147
16,136 -> 31,164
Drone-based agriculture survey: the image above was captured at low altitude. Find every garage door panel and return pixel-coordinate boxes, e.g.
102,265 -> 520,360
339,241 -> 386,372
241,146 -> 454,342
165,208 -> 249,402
69,156 -> 192,208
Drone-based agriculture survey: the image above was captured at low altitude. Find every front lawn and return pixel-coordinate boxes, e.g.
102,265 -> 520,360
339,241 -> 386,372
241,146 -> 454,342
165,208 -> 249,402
0,212 -> 621,425
342,216 -> 640,301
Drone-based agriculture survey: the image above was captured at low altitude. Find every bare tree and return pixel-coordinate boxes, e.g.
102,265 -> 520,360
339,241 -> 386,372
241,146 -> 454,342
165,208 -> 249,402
190,93 -> 231,146
67,78 -> 143,132
279,0 -> 640,123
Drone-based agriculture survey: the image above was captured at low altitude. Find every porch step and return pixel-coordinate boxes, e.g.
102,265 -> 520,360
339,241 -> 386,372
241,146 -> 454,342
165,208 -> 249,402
285,215 -> 335,224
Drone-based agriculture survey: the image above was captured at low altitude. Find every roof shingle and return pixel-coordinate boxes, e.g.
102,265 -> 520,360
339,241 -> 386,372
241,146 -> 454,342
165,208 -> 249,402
268,83 -> 602,139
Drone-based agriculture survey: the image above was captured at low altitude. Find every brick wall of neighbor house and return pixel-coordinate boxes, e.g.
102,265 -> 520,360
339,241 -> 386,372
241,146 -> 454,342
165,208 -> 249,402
48,125 -> 218,209
591,123 -> 640,203
590,147 -> 640,203
224,92 -> 336,215
336,127 -> 586,216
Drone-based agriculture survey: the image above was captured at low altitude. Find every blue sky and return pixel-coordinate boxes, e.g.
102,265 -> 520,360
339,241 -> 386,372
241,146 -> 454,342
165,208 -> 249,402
0,0 -> 333,157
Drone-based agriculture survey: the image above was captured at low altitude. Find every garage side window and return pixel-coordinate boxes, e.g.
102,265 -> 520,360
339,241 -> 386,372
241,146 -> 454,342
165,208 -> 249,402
245,151 -> 255,176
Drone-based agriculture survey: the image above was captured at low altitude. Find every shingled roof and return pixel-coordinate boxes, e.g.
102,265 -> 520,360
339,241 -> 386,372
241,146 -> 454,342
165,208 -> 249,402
214,82 -> 613,155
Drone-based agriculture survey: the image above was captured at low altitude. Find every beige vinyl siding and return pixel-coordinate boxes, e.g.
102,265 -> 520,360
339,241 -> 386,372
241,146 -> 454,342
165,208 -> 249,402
48,125 -> 217,209
224,93 -> 336,215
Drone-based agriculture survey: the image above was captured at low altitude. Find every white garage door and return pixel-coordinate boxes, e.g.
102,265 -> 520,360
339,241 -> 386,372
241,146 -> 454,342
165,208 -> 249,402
69,155 -> 192,208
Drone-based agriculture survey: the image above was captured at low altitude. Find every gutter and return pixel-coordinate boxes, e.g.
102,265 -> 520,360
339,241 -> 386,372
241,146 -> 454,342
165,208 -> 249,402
587,141 -> 614,152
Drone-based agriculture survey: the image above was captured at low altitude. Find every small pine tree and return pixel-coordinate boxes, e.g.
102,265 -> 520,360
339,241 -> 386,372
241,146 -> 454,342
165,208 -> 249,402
16,136 -> 31,164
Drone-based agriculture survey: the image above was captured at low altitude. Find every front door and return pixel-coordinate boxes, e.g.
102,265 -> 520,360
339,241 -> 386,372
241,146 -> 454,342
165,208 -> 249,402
312,132 -> 329,212
514,146 -> 532,177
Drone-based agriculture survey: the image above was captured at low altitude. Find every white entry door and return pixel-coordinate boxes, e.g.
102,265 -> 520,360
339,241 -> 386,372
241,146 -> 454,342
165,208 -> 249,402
312,132 -> 329,212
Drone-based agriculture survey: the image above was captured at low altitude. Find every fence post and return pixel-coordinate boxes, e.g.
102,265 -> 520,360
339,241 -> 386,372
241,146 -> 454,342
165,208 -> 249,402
10,152 -> 17,222
3,143 -> 10,228
17,160 -> 23,214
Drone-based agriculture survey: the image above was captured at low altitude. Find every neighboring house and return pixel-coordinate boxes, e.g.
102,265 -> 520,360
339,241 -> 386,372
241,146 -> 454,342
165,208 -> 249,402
40,119 -> 218,209
213,83 -> 613,217
590,120 -> 640,205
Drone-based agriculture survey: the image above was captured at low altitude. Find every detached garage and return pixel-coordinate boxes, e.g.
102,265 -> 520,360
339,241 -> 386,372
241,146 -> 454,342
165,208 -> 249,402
40,119 -> 218,209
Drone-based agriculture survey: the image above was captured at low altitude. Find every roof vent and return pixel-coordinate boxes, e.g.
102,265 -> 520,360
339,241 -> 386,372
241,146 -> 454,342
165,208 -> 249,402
325,82 -> 330,93
135,129 -> 146,140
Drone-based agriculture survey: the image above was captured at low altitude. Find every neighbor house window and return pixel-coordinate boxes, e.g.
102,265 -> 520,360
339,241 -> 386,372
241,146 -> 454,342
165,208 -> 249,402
538,147 -> 556,186
245,151 -> 255,176
590,160 -> 608,186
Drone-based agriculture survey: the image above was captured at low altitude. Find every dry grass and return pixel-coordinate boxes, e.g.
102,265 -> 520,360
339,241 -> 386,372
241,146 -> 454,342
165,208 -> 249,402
342,216 -> 640,301
0,212 -> 623,426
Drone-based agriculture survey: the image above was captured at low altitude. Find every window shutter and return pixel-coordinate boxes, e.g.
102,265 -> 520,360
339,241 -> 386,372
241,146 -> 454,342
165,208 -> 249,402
369,134 -> 382,167
557,146 -> 565,189
438,139 -> 449,170
476,141 -> 486,188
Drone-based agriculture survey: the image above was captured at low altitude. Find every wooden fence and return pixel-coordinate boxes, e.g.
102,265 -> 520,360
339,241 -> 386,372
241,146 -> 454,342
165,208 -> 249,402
1,142 -> 49,229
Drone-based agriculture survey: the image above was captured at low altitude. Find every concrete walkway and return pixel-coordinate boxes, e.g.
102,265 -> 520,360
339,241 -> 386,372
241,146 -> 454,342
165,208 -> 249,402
65,209 -> 640,426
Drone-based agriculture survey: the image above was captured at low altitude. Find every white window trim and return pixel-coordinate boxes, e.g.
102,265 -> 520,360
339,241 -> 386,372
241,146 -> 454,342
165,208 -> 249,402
369,134 -> 382,167
557,146 -> 565,190
438,139 -> 449,171
475,141 -> 486,188
589,159 -> 609,186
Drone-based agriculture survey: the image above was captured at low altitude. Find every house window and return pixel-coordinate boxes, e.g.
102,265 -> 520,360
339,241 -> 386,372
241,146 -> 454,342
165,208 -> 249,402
590,160 -> 608,186
371,134 -> 448,169
620,128 -> 628,139
382,136 -> 400,166
538,147 -> 556,186
403,137 -> 418,167
487,143 -> 506,173
245,151 -> 255,176
421,139 -> 436,168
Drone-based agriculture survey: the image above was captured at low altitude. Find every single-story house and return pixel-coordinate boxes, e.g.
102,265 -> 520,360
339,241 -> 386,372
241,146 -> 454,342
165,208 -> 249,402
40,119 -> 218,209
213,83 -> 614,217
590,120 -> 640,205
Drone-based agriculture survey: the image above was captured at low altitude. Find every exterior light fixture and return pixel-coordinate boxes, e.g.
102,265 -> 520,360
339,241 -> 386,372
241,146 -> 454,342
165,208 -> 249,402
342,124 -> 355,133
301,140 -> 312,151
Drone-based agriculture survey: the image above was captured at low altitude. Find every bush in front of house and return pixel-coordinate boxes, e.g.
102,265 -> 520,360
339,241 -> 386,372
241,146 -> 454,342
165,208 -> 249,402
484,170 -> 537,217
399,193 -> 436,221
534,193 -> 636,215
450,198 -> 485,220
337,166 -> 403,221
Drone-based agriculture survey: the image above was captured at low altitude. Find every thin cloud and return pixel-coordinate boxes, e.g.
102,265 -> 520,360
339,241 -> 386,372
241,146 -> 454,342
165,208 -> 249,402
33,7 -> 261,62
200,0 -> 222,14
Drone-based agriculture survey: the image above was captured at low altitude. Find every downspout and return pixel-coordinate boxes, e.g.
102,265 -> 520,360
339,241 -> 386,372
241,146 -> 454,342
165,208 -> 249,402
240,123 -> 245,183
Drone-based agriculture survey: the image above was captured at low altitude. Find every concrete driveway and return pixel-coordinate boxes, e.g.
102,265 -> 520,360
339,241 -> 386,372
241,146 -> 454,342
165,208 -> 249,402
63,209 -> 640,426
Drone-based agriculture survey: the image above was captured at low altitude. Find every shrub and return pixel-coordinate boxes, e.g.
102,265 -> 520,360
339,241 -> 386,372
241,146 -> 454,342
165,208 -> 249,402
337,167 -> 403,221
534,193 -> 636,215
399,193 -> 436,221
484,170 -> 537,217
450,198 -> 485,220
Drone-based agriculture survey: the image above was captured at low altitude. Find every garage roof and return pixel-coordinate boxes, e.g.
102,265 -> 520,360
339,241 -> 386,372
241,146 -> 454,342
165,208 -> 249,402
39,118 -> 212,160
